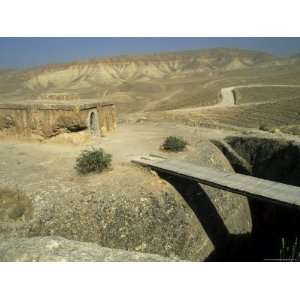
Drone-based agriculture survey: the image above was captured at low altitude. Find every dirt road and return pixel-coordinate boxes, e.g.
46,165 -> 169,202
219,84 -> 300,106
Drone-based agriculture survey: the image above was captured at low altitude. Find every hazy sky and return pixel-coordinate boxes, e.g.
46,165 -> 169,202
1,37 -> 300,69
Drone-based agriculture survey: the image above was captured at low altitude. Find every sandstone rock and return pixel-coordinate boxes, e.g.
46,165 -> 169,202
0,236 -> 180,262
1,141 -> 252,261
24,165 -> 204,261
56,115 -> 87,132
0,188 -> 33,223
0,115 -> 15,129
46,131 -> 90,145
161,141 -> 253,259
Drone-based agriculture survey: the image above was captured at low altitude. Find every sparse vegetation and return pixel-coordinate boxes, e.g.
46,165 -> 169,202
0,187 -> 32,221
3,46 -> 300,262
162,136 -> 187,152
280,238 -> 300,261
75,148 -> 112,174
235,86 -> 300,105
153,98 -> 300,135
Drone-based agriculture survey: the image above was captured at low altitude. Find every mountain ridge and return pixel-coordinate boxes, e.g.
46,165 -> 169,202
1,47 -> 298,114
6,47 -> 275,72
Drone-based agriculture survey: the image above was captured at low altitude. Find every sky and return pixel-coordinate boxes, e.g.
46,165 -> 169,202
1,37 -> 300,69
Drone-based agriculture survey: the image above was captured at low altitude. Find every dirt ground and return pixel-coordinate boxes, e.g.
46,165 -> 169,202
1,120 -> 297,192
0,121 -> 244,220
0,122 -> 235,198
0,121 -> 234,169
0,118 -> 293,261
0,121 -> 255,260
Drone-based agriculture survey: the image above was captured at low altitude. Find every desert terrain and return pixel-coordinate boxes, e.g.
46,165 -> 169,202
1,48 -> 300,261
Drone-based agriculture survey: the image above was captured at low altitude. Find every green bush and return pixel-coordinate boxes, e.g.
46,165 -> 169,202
162,136 -> 187,152
75,148 -> 112,174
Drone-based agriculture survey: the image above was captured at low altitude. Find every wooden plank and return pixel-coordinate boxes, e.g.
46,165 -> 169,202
132,156 -> 300,208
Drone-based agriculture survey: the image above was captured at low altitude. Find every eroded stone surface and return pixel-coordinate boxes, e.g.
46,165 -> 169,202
0,236 -> 180,262
0,124 -> 252,261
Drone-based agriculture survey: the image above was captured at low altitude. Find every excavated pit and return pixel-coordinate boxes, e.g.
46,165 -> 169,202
214,136 -> 300,260
153,141 -> 253,261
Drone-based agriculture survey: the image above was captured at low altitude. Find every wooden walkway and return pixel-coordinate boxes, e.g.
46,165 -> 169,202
132,156 -> 300,208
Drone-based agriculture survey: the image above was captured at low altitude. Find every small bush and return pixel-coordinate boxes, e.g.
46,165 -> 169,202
75,148 -> 112,174
162,136 -> 187,152
280,237 -> 300,262
0,187 -> 32,221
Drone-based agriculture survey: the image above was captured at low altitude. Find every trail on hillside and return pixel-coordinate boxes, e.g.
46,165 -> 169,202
167,84 -> 300,115
219,84 -> 300,107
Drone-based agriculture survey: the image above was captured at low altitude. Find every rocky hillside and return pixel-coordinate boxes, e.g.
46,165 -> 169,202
23,48 -> 274,83
0,48 -> 283,113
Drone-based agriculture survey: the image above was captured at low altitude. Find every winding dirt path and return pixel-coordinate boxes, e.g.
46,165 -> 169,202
219,84 -> 300,107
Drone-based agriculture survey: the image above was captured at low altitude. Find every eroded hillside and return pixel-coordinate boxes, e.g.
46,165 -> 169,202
0,48 -> 278,113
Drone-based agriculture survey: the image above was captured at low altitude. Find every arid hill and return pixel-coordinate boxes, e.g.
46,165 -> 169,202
1,47 -> 300,261
0,48 -> 278,112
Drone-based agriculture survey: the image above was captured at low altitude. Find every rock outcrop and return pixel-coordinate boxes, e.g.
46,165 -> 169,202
0,141 -> 253,261
20,165 -> 204,261
160,141 -> 253,259
0,236 -> 179,262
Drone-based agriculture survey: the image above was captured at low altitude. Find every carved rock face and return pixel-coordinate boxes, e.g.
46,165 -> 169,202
56,115 -> 87,133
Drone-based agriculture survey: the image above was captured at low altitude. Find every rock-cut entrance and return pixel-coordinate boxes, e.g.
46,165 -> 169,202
88,110 -> 100,136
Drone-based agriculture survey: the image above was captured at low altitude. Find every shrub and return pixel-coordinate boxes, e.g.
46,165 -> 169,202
162,136 -> 187,152
75,148 -> 112,174
280,237 -> 300,261
0,187 -> 32,221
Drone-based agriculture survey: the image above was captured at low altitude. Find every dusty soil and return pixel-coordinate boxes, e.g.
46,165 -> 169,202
0,122 -> 253,260
140,98 -> 300,138
0,121 -> 235,168
0,120 -> 295,196
0,122 -> 236,224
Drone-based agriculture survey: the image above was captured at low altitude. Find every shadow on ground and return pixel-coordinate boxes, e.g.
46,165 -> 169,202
158,170 -> 300,261
158,173 -> 254,261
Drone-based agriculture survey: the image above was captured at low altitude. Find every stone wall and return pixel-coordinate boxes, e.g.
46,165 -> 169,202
97,104 -> 117,136
0,104 -> 116,139
39,93 -> 81,101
